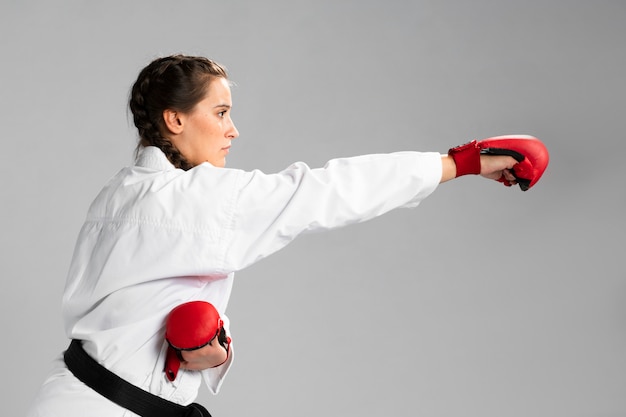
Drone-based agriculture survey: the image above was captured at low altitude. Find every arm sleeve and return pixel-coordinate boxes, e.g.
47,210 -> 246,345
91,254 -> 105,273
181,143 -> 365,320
222,151 -> 442,271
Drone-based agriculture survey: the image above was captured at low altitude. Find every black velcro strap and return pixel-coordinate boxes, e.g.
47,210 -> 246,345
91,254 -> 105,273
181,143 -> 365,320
480,147 -> 525,163
64,339 -> 211,417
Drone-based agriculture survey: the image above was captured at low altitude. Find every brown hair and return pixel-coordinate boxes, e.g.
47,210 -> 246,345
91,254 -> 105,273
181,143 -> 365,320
129,54 -> 229,170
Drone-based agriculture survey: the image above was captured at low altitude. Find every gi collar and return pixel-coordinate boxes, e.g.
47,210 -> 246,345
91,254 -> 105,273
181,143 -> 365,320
135,146 -> 177,171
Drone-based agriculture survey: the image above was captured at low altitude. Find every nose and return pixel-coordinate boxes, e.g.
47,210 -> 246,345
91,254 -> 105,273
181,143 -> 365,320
227,118 -> 239,139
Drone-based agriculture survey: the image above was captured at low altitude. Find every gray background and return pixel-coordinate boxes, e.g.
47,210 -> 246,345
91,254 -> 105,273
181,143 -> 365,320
2,1 -> 625,416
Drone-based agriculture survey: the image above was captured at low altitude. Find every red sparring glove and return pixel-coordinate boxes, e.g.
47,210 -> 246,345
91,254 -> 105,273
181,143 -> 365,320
164,301 -> 232,381
448,134 -> 549,191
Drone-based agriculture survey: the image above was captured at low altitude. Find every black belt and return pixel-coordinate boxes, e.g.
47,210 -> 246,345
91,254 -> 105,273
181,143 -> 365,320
64,339 -> 211,417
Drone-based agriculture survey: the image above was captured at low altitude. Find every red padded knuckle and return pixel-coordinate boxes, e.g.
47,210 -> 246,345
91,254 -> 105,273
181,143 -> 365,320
476,135 -> 550,190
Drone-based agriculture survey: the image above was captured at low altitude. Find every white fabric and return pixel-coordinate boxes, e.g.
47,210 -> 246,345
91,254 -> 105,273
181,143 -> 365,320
27,146 -> 442,416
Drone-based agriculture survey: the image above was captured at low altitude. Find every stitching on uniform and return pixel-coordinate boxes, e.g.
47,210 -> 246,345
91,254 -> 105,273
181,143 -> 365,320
84,215 -> 217,236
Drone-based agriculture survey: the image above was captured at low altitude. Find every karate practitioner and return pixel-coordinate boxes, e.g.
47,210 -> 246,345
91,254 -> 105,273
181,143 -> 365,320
27,54 -> 548,417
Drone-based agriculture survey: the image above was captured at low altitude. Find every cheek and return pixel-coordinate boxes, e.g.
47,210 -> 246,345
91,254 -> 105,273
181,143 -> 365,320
199,120 -> 220,138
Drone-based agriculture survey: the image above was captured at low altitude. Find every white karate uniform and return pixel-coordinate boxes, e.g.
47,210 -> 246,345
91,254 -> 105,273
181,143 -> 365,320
27,146 -> 442,416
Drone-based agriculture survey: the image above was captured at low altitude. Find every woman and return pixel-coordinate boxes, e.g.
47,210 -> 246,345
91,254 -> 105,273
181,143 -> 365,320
27,54 -> 521,416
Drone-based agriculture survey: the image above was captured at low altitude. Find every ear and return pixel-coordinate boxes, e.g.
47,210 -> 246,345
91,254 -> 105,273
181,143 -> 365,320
162,109 -> 184,135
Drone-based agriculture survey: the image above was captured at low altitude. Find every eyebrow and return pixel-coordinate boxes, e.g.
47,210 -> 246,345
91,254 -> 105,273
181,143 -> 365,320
213,104 -> 232,109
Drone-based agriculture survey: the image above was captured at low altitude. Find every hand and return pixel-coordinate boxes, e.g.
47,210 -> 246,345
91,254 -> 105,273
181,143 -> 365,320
179,338 -> 229,370
479,154 -> 518,183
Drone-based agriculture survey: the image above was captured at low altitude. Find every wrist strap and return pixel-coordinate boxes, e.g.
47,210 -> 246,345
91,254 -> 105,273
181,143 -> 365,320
448,140 -> 481,177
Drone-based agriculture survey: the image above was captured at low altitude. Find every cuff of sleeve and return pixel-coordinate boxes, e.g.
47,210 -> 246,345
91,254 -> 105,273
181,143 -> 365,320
400,151 -> 442,209
201,344 -> 234,394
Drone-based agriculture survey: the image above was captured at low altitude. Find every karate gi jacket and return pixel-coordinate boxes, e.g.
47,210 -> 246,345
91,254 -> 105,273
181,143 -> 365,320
27,146 -> 442,417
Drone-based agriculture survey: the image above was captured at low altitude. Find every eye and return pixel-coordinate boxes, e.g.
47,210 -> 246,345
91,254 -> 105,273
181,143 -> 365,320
218,111 -> 225,118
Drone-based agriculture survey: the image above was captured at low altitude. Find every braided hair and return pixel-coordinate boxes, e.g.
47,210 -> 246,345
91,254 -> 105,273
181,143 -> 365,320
129,55 -> 229,170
